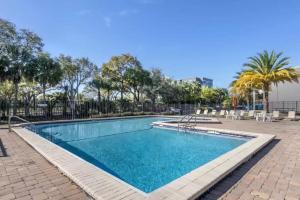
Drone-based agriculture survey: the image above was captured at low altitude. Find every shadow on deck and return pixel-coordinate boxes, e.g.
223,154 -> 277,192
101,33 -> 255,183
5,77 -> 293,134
198,139 -> 280,199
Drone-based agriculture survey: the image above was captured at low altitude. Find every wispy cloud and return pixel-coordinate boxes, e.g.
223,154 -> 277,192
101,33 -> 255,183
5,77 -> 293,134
137,0 -> 156,4
102,9 -> 139,27
119,9 -> 139,16
77,9 -> 92,16
103,17 -> 112,27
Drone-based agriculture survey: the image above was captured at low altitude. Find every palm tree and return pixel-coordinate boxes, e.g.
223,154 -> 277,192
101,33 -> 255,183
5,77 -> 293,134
241,50 -> 299,112
230,72 -> 252,110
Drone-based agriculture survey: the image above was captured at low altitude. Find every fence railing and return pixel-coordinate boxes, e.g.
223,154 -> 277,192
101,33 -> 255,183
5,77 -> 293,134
2,99 -> 298,123
0,99 -> 202,122
269,101 -> 300,113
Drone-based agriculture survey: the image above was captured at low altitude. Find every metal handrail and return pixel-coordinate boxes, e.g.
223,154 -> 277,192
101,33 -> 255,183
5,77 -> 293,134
183,114 -> 197,132
186,114 -> 195,124
178,114 -> 197,131
8,115 -> 35,132
177,114 -> 190,131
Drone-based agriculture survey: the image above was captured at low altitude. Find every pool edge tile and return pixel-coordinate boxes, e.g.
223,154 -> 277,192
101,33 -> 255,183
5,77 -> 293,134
12,117 -> 275,200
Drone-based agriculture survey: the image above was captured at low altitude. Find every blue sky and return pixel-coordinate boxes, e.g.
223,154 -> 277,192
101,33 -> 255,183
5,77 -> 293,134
1,0 -> 300,87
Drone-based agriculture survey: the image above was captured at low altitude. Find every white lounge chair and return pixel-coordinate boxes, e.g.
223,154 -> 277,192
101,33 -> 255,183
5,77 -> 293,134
287,111 -> 296,120
210,110 -> 217,117
236,110 -> 246,120
256,111 -> 267,122
271,111 -> 282,121
245,110 -> 255,119
195,109 -> 201,116
226,110 -> 235,119
202,109 -> 208,116
260,111 -> 276,122
219,110 -> 226,117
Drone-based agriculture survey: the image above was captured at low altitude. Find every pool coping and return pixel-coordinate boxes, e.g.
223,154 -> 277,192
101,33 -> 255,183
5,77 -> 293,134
12,117 -> 275,200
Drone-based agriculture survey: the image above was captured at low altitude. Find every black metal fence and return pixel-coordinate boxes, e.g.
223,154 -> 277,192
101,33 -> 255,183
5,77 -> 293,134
0,99 -> 202,122
269,101 -> 300,113
2,99 -> 298,123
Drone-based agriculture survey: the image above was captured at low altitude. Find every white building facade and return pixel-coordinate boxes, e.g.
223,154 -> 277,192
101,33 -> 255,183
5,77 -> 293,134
268,67 -> 300,112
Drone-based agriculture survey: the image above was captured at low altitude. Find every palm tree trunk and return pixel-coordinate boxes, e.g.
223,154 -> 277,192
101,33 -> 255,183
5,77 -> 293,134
265,91 -> 270,113
263,85 -> 270,112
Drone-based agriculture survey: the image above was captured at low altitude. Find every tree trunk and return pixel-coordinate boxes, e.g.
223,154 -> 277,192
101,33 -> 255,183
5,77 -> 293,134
106,90 -> 110,114
70,88 -> 75,119
24,94 -> 30,117
98,89 -> 101,114
137,90 -> 140,103
120,82 -> 124,113
43,84 -> 46,101
246,96 -> 250,111
13,82 -> 19,115
76,88 -> 79,101
6,99 -> 10,117
151,97 -> 156,112
63,88 -> 67,116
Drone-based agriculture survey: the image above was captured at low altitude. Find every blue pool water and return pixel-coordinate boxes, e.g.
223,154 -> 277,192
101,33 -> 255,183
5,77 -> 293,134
33,117 -> 249,193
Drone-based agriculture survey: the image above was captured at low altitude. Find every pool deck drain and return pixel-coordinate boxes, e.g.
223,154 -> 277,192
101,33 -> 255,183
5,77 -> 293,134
12,119 -> 274,200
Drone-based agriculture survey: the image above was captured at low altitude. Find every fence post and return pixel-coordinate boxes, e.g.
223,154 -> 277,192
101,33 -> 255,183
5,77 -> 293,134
8,115 -> 12,132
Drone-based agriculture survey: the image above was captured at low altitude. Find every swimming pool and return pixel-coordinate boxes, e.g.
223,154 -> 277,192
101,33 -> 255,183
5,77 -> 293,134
32,117 -> 249,193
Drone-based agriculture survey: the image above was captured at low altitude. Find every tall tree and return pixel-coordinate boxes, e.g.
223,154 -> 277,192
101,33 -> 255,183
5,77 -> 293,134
89,70 -> 103,103
230,72 -> 252,110
59,55 -> 96,118
214,88 -> 229,106
74,57 -> 97,100
242,50 -> 299,111
34,52 -> 62,101
144,68 -> 164,105
159,79 -> 182,104
0,18 -> 43,114
102,54 -> 141,111
0,80 -> 14,116
200,87 -> 218,106
125,65 -> 151,103
180,81 -> 202,103
59,55 -> 96,101
87,68 -> 104,113
18,79 -> 41,116
58,55 -> 77,118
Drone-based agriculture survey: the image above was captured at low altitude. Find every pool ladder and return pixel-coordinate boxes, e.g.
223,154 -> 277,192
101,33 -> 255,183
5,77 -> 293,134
8,115 -> 36,132
177,114 -> 197,132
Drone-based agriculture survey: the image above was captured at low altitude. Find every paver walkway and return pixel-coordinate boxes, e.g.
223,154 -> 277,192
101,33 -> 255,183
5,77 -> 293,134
199,119 -> 300,200
0,119 -> 299,200
0,129 -> 90,200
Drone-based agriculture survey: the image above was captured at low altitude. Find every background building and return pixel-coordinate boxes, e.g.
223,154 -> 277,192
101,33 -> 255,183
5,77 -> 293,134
269,67 -> 300,102
268,67 -> 300,113
202,77 -> 213,88
180,77 -> 213,88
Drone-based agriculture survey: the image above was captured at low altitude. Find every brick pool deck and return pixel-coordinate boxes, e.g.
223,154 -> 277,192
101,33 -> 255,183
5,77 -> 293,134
0,119 -> 299,200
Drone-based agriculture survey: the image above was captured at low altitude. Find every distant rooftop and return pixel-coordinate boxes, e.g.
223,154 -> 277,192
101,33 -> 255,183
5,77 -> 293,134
180,76 -> 213,88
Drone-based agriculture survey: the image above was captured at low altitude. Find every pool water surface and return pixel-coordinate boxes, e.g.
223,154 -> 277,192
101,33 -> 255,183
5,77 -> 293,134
33,117 -> 249,193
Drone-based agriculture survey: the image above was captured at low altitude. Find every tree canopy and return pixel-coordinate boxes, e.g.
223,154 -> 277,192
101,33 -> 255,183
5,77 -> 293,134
0,17 -> 232,117
231,50 -> 299,111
